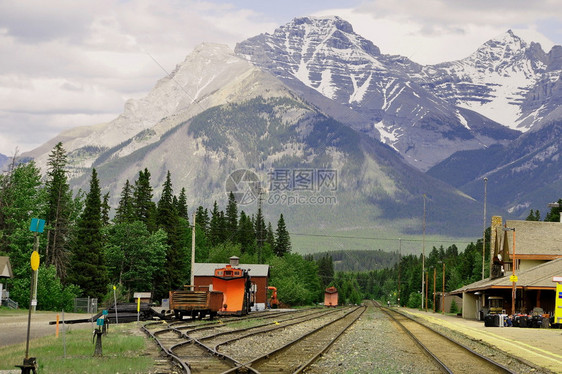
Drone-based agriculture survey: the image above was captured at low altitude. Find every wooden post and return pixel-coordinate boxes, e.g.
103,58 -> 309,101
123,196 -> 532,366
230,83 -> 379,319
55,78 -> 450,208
442,262 -> 445,314
511,229 -> 516,316
433,267 -> 436,313
425,272 -> 429,312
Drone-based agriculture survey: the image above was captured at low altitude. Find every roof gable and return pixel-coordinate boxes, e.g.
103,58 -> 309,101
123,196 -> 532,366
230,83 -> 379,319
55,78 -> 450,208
0,256 -> 13,278
504,220 -> 562,257
192,263 -> 270,277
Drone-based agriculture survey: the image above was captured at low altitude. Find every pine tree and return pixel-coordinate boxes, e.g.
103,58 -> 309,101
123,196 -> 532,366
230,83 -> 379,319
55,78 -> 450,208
254,206 -> 266,249
44,142 -> 73,279
266,222 -> 275,249
274,214 -> 291,256
156,171 -> 183,298
115,179 -> 134,223
195,206 -> 209,235
317,254 -> 334,288
133,169 -> 157,232
525,209 -> 540,221
67,169 -> 108,299
225,191 -> 238,236
545,199 -> 561,222
177,187 -> 189,221
237,211 -> 255,254
101,192 -> 111,226
209,201 -> 223,246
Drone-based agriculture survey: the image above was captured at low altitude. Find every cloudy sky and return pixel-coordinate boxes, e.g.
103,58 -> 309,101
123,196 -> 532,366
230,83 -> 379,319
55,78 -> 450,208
1,0 -> 561,156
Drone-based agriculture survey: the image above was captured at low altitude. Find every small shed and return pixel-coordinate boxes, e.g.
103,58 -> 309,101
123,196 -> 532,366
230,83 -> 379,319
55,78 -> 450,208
133,292 -> 152,304
0,256 -> 14,306
192,262 -> 270,311
324,286 -> 338,307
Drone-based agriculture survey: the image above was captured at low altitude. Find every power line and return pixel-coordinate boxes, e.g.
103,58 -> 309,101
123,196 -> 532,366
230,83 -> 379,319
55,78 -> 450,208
289,232 -> 474,245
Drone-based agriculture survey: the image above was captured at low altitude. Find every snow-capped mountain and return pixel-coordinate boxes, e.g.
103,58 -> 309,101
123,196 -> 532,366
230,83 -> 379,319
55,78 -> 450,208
236,17 -> 520,171
17,16 -> 562,246
419,30 -> 562,132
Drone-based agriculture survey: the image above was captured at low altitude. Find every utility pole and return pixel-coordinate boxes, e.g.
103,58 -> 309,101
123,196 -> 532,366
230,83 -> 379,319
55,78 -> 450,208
398,238 -> 401,307
421,194 -> 426,310
506,227 -> 517,316
442,262 -> 445,314
482,177 -> 488,280
191,212 -> 196,290
425,271 -> 429,312
257,188 -> 264,263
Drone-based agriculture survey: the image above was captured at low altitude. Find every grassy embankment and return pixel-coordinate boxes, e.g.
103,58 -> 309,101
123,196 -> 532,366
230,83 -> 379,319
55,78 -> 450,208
0,310 -> 155,374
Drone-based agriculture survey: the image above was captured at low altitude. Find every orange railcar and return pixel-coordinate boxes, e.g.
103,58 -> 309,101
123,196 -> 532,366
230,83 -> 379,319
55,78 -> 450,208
324,286 -> 338,307
212,264 -> 253,316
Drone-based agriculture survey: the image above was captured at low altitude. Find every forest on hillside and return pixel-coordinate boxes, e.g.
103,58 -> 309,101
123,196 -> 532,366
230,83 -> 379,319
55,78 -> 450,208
1,142 -> 560,312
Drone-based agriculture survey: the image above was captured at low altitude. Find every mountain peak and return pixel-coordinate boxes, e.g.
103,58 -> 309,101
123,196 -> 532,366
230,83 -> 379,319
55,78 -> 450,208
290,16 -> 354,34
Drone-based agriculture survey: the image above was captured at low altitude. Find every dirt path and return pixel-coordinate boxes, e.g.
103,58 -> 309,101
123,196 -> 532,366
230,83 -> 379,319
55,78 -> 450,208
0,311 -> 93,347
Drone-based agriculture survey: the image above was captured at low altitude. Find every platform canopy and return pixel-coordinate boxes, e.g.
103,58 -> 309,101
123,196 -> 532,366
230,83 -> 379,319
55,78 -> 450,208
451,257 -> 562,294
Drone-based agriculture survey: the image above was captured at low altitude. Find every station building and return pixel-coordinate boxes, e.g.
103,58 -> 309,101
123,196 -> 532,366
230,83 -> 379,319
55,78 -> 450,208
451,218 -> 562,320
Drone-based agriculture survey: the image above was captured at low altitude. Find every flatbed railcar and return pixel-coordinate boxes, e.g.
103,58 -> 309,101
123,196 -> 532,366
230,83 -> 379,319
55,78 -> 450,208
169,286 -> 223,320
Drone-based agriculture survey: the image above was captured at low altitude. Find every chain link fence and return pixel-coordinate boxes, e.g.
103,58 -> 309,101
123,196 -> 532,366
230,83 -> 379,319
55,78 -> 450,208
74,297 -> 98,313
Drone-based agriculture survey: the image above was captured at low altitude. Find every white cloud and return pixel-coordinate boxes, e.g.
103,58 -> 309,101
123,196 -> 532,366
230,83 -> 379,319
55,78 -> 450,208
0,0 -> 561,155
0,0 -> 276,155
314,1 -> 561,64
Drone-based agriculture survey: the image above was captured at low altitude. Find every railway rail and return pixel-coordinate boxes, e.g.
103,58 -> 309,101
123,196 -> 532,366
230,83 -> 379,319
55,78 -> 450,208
379,303 -> 515,374
143,306 -> 365,373
228,305 -> 366,373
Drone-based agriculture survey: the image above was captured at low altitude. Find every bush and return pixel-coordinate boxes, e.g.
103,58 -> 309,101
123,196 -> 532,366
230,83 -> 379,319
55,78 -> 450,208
37,265 -> 81,311
407,292 -> 422,308
449,299 -> 459,314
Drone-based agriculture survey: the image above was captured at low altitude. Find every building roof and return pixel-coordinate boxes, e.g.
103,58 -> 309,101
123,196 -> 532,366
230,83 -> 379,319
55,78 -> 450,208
503,220 -> 562,258
451,257 -> 562,294
0,256 -> 13,278
192,263 -> 270,277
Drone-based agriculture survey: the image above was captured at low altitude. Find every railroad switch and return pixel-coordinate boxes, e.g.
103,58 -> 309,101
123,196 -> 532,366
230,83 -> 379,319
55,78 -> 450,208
93,317 -> 105,357
16,357 -> 37,374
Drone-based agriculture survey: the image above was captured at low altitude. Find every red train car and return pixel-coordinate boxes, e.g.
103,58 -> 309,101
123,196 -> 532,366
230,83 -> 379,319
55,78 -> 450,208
212,260 -> 252,316
324,286 -> 338,307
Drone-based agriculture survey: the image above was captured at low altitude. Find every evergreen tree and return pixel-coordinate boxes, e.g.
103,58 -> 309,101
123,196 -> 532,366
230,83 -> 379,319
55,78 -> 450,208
101,192 -> 111,226
526,209 -> 540,221
195,206 -> 209,235
133,169 -> 157,232
237,211 -> 256,254
67,169 -> 108,299
115,179 -> 134,223
209,201 -> 223,246
156,171 -> 185,298
255,206 -> 266,260
545,199 -> 562,222
274,214 -> 291,256
177,187 -> 189,221
266,222 -> 275,249
317,254 -> 334,288
225,191 -> 238,236
44,142 -> 73,279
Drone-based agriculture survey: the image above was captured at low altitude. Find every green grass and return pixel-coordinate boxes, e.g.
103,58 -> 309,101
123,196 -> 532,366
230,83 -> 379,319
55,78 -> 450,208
0,323 -> 155,373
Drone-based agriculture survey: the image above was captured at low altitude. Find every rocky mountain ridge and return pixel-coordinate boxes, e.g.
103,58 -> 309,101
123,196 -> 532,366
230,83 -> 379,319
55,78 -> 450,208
16,16 -> 562,249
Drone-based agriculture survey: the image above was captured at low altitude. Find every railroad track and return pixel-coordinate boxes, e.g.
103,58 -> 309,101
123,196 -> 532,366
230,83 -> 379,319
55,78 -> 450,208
143,306 -> 365,373
223,305 -> 366,373
380,304 -> 515,374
